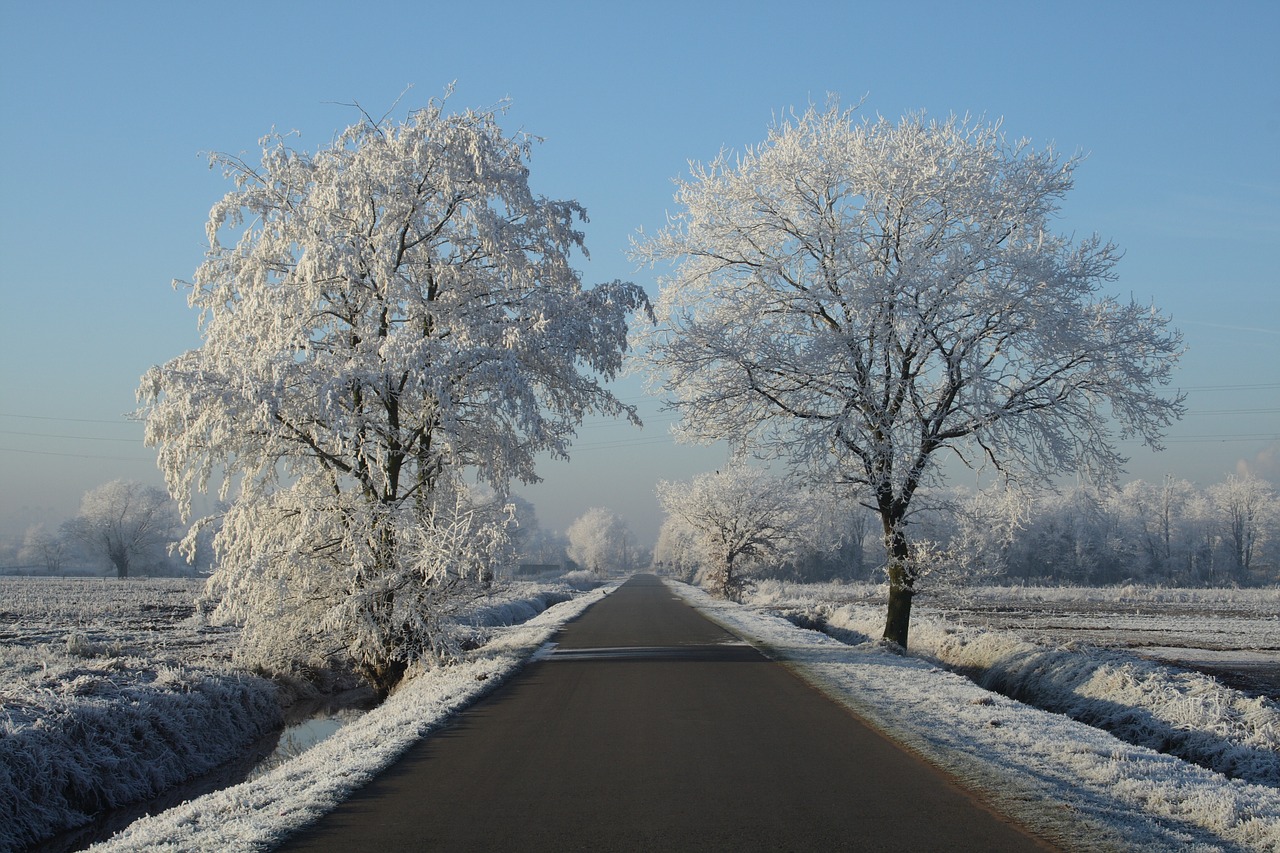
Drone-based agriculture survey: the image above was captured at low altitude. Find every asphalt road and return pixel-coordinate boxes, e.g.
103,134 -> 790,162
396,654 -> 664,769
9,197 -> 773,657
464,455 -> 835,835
277,575 -> 1057,852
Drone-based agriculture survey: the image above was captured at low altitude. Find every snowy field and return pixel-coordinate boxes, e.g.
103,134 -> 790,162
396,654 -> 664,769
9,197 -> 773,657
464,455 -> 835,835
0,576 -> 610,852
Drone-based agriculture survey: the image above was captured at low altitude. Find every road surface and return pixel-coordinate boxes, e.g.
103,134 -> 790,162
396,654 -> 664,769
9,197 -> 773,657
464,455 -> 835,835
278,575 -> 1056,851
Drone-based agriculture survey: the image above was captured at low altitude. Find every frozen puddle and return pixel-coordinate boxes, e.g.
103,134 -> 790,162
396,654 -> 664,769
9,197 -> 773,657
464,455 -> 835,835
244,687 -> 379,780
247,705 -> 371,780
246,713 -> 354,779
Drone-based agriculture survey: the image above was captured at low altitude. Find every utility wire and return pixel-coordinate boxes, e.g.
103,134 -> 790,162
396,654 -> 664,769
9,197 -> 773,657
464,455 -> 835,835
0,446 -> 153,461
0,430 -> 142,443
0,412 -> 138,425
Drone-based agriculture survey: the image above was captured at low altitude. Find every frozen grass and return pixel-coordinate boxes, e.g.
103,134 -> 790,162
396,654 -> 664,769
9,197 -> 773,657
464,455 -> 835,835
0,661 -> 280,852
0,577 -> 269,852
675,581 -> 1280,852
0,575 -> 610,852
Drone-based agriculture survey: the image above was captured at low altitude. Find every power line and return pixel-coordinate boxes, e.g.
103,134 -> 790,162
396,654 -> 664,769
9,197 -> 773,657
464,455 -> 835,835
0,412 -> 138,425
0,446 -> 154,462
1164,436 -> 1280,444
1179,382 -> 1280,392
0,429 -> 143,443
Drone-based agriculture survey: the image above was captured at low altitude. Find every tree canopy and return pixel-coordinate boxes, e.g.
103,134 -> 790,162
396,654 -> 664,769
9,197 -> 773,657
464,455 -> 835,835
61,480 -> 175,579
566,507 -> 637,575
634,103 -> 1184,647
657,467 -> 798,598
138,95 -> 647,692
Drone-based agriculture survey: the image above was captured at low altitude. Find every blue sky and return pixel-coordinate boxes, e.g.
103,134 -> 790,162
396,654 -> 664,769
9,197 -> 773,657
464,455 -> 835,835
1,0 -> 1277,544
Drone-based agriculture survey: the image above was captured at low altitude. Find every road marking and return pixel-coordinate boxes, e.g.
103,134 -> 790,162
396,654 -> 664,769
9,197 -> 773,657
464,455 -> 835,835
543,643 -> 755,662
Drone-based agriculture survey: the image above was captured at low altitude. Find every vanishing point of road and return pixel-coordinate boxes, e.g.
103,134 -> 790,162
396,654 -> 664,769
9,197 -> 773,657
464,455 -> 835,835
278,575 -> 1057,852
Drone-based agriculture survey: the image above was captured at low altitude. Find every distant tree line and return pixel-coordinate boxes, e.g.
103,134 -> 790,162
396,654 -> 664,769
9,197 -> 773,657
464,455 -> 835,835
970,472 -> 1277,586
654,469 -> 1278,589
505,500 -> 645,578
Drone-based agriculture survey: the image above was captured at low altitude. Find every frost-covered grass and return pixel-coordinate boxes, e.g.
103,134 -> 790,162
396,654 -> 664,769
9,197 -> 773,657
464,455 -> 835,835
86,584 -> 617,851
1,660 -> 280,852
0,575 -> 610,852
0,578 -> 275,852
746,578 -> 1280,618
675,581 -> 1280,852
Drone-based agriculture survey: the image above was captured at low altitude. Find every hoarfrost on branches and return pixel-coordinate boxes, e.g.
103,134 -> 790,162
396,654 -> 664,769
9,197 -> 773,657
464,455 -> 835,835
656,466 -> 800,599
60,480 -> 178,579
565,507 -> 638,575
1208,471 -> 1276,576
137,92 -> 648,694
19,523 -> 67,574
633,102 -> 1184,648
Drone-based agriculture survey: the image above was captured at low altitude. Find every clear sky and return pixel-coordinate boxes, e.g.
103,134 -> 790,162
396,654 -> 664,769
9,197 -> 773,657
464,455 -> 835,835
1,0 -> 1277,545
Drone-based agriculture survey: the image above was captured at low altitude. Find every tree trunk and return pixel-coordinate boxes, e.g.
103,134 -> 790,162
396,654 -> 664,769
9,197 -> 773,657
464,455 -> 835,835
883,563 -> 913,648
880,520 -> 913,649
110,550 -> 129,579
362,658 -> 407,701
723,554 -> 741,602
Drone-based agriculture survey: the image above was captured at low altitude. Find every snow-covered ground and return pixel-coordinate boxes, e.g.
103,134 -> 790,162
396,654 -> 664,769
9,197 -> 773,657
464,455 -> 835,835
0,576 -> 613,853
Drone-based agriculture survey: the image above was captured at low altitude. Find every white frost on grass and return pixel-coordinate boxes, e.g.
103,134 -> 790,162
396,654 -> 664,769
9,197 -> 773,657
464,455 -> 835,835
1,660 -> 280,853
670,581 -> 1280,853
86,583 -> 617,852
0,578 -> 276,852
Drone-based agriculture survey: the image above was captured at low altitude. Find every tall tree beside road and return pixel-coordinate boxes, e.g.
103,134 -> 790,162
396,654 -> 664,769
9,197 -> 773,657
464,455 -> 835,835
633,103 -> 1184,648
61,480 -> 176,578
137,94 -> 647,694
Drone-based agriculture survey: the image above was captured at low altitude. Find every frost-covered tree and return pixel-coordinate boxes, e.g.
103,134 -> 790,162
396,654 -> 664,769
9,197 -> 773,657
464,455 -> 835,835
906,483 -> 1030,584
653,514 -> 700,581
787,487 -> 875,581
137,94 -> 647,694
1115,476 -> 1198,579
634,103 -> 1184,647
20,523 -> 67,575
1209,472 -> 1276,578
656,467 -> 798,598
565,507 -> 636,575
61,480 -> 176,578
507,495 -> 570,571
